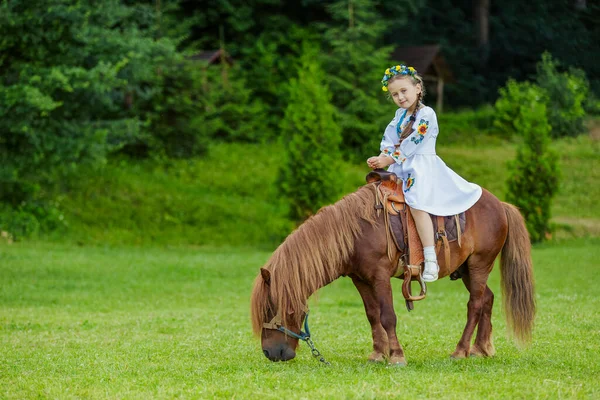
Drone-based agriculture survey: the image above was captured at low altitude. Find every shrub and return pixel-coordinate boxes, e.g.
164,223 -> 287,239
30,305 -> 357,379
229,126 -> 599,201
437,106 -> 501,144
278,44 -> 343,222
124,60 -> 212,159
497,80 -> 560,242
198,66 -> 270,144
535,52 -> 589,138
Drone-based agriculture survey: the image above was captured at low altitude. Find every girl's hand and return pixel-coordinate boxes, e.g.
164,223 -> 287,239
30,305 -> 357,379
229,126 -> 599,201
367,155 -> 393,169
366,156 -> 378,169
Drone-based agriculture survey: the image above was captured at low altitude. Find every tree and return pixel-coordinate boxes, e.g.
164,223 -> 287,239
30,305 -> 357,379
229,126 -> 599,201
496,80 -> 560,242
0,0 -> 182,235
319,0 -> 396,161
278,44 -> 343,222
535,52 -> 589,138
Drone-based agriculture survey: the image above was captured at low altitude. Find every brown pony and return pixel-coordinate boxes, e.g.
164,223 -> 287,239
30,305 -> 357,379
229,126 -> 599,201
251,183 -> 535,365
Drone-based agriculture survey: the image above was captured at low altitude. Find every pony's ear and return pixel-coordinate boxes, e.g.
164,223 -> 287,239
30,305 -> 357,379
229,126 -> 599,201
260,268 -> 271,285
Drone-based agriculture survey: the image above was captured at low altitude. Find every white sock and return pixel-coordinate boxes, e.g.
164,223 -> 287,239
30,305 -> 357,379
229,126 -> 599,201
423,246 -> 437,262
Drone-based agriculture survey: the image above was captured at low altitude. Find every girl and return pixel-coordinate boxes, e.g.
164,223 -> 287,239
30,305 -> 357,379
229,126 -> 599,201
367,64 -> 482,282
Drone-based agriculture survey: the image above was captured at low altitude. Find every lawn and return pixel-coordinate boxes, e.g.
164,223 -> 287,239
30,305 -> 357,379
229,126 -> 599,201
1,238 -> 599,399
44,133 -> 600,248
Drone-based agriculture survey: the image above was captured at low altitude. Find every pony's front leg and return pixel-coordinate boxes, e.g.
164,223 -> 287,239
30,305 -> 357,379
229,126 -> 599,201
351,277 -> 389,363
373,279 -> 407,366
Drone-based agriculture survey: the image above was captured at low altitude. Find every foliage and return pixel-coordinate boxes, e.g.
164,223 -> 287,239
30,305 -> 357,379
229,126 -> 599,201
535,52 -> 590,139
390,0 -> 600,107
0,0 -> 184,233
497,80 -> 560,242
238,24 -> 313,133
197,65 -> 270,143
23,134 -> 597,247
123,59 -> 214,159
436,105 -> 501,144
278,44 -> 343,222
319,0 -> 393,161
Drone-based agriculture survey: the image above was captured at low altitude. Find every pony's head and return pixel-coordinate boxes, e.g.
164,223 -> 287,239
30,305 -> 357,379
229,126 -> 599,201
251,267 -> 307,361
250,184 -> 378,362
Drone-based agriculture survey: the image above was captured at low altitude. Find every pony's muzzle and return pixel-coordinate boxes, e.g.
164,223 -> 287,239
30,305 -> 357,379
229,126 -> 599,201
263,344 -> 296,362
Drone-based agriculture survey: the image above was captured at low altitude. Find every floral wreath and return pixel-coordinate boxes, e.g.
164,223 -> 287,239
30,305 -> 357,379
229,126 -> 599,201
381,64 -> 417,92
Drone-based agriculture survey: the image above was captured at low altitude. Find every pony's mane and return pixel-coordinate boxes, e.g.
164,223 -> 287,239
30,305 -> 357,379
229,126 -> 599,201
251,184 -> 378,335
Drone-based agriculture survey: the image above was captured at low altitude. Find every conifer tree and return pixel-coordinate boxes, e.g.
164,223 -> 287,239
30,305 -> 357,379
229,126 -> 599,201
278,44 -> 342,222
320,0 -> 393,161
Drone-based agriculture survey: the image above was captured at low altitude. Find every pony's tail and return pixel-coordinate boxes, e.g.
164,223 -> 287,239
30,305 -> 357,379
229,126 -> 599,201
500,202 -> 536,346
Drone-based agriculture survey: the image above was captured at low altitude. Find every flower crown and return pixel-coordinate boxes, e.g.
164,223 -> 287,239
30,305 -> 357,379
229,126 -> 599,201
381,64 -> 417,92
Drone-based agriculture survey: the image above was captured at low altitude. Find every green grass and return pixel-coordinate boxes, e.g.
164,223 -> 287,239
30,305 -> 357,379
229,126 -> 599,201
43,133 -> 599,248
1,238 -> 599,399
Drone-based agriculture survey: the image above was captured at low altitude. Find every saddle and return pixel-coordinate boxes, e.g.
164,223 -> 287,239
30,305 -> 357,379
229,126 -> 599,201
366,169 -> 466,311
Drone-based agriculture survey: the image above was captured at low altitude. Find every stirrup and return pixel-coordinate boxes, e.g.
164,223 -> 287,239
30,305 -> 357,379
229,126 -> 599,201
422,259 -> 439,282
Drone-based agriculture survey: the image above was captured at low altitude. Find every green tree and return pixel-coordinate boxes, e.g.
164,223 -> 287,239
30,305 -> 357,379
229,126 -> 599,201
0,0 -> 186,235
535,52 -> 589,138
320,0 -> 393,161
278,45 -> 342,222
496,80 -> 560,243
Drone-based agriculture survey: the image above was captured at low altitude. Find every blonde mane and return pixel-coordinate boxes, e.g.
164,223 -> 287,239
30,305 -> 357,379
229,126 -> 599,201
251,184 -> 378,335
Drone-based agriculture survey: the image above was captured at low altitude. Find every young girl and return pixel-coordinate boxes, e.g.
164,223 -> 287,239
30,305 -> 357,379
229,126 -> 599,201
367,64 -> 482,282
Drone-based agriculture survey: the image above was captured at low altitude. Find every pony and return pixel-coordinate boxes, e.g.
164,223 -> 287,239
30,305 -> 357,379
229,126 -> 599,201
250,183 -> 535,365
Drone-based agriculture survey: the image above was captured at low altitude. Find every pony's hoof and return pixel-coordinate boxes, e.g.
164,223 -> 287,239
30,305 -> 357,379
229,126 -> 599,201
450,351 -> 468,359
388,356 -> 407,367
367,353 -> 386,363
469,346 -> 495,358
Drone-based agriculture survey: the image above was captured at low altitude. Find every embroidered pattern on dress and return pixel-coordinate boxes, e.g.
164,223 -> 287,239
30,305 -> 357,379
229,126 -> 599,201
404,173 -> 415,193
393,149 -> 406,163
395,110 -> 408,139
411,119 -> 429,145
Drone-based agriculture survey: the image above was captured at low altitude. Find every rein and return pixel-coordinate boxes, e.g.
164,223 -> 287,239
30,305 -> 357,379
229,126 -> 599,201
262,310 -> 330,365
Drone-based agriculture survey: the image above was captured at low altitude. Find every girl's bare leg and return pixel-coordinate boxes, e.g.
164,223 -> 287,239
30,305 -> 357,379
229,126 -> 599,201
409,207 -> 439,281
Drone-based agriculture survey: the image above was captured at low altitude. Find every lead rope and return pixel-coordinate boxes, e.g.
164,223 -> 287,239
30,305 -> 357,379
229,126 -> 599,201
274,312 -> 330,366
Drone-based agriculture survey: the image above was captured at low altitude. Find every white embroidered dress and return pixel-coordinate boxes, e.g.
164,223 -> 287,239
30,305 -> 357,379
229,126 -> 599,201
380,105 -> 482,216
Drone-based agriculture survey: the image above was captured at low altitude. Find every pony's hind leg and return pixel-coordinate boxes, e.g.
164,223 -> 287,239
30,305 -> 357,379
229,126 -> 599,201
470,284 -> 496,357
351,277 -> 389,362
452,260 -> 495,359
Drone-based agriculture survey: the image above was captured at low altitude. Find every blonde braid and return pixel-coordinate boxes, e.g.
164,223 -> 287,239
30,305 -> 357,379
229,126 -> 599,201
399,92 -> 423,142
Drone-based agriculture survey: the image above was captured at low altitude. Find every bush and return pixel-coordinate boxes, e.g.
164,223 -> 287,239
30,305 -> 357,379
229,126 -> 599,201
123,60 -> 211,159
535,52 -> 589,138
198,66 -> 270,144
497,80 -> 560,243
437,106 -> 501,144
278,44 -> 343,222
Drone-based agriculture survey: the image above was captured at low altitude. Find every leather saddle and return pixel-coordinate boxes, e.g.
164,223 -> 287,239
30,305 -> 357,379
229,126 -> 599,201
367,169 -> 426,311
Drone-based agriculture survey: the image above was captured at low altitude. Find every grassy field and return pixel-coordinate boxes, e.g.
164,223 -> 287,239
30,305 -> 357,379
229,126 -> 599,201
43,133 -> 600,248
1,238 -> 599,399
2,126 -> 598,398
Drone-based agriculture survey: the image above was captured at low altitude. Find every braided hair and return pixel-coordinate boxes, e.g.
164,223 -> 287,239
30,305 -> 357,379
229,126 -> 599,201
399,91 -> 423,142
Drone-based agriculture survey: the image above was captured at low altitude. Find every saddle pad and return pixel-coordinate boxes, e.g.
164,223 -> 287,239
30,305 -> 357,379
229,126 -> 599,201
388,211 -> 467,266
431,213 -> 466,242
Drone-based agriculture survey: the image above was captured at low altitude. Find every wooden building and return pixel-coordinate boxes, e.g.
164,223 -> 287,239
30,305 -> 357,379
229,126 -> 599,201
188,49 -> 234,90
188,49 -> 234,66
390,45 -> 454,112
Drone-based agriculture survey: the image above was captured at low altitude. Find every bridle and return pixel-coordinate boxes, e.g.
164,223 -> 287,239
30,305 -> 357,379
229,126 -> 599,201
262,307 -> 330,365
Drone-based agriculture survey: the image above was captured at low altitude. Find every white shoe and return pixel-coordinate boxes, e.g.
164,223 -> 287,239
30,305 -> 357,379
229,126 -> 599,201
422,259 -> 439,282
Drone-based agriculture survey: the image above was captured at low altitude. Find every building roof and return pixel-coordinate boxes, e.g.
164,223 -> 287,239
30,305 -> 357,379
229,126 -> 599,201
188,49 -> 234,66
390,45 -> 454,83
